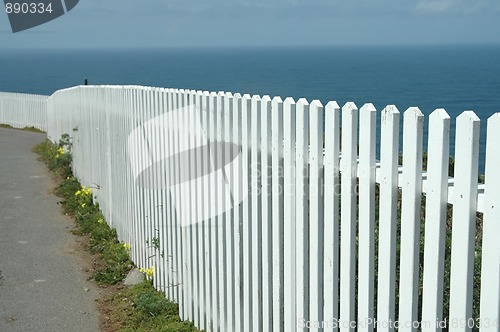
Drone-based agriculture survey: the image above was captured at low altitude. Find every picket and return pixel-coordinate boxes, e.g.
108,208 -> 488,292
340,102 -> 358,332
398,107 -> 424,332
295,98 -> 310,330
241,94 -> 253,332
449,112 -> 481,331
377,105 -> 400,332
283,97 -> 297,332
422,109 -> 451,332
271,96 -> 284,332
201,90 -> 211,330
232,93 -> 243,332
251,94 -> 263,332
217,91 -> 226,331
309,100 -> 324,332
358,103 -> 377,332
224,91 -> 234,332
323,101 -> 341,332
261,95 -> 273,332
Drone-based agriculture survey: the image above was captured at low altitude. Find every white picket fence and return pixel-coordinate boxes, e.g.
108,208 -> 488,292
0,91 -> 48,131
1,86 -> 499,331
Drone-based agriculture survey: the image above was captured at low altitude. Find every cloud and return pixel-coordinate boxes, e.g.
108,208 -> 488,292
415,0 -> 459,13
414,0 -> 499,15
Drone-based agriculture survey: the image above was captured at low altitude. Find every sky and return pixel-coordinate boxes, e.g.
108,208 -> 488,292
1,0 -> 500,49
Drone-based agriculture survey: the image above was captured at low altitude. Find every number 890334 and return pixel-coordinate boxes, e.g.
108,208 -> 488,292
5,2 -> 54,14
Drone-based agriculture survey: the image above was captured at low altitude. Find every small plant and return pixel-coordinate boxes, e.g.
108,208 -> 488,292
147,229 -> 165,259
33,135 -> 73,178
134,286 -> 176,317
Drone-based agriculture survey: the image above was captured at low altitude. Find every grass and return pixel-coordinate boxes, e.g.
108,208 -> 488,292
0,123 -> 45,133
33,134 -> 202,332
100,280 -> 201,332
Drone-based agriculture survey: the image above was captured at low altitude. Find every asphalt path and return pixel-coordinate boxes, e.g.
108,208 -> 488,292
0,128 -> 100,332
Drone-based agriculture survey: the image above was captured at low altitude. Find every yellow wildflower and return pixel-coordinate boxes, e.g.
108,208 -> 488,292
57,147 -> 64,155
140,266 -> 155,278
81,203 -> 86,208
75,190 -> 81,196
123,243 -> 131,251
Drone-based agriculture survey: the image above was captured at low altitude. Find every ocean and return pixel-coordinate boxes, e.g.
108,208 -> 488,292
1,45 -> 499,171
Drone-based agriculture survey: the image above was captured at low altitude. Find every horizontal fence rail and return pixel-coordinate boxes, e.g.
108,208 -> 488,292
1,85 -> 499,332
0,91 -> 48,132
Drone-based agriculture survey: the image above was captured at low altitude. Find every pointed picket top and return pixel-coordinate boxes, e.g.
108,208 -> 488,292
404,106 -> 424,120
284,97 -> 296,107
360,102 -> 377,114
457,110 -> 480,124
272,96 -> 283,105
343,101 -> 358,114
429,108 -> 451,121
326,100 -> 340,113
487,111 -> 500,123
262,95 -> 272,103
296,98 -> 310,110
381,104 -> 400,124
251,95 -> 262,118
233,92 -> 242,98
310,99 -> 323,110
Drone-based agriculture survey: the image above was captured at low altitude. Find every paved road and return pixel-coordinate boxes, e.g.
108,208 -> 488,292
0,128 -> 101,332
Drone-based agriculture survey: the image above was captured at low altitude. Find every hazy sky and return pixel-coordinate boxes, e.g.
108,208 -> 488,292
1,0 -> 500,49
